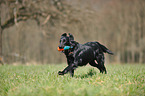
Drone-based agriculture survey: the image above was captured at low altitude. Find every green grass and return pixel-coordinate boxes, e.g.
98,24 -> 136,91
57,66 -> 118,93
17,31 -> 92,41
0,64 -> 145,96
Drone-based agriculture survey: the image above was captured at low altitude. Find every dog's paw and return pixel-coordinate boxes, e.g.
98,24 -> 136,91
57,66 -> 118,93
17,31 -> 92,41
58,71 -> 64,75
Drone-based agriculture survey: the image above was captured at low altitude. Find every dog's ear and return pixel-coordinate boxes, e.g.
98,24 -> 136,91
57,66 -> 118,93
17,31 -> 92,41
70,41 -> 78,47
69,33 -> 74,41
61,33 -> 67,37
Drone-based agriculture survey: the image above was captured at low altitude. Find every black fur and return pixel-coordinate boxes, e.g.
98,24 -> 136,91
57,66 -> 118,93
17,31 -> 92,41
58,33 -> 113,77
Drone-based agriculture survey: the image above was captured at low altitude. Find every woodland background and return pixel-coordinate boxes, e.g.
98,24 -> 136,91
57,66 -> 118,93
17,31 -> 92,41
0,0 -> 145,64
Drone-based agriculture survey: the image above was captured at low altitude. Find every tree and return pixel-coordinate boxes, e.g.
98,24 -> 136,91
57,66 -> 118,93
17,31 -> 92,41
0,21 -> 3,65
0,0 -> 64,64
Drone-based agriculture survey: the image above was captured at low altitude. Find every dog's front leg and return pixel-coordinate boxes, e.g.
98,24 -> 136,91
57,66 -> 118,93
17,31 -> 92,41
58,65 -> 72,75
58,64 -> 76,76
58,66 -> 69,75
69,69 -> 74,77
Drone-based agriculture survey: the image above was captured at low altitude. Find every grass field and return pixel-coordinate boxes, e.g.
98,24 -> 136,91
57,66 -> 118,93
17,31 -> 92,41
0,64 -> 145,96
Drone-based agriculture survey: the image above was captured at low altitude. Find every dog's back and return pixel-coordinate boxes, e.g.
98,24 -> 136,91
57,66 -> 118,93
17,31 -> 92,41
84,42 -> 113,55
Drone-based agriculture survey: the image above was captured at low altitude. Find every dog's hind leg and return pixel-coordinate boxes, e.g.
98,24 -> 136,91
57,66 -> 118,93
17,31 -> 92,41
89,61 -> 103,73
96,54 -> 107,74
100,62 -> 107,74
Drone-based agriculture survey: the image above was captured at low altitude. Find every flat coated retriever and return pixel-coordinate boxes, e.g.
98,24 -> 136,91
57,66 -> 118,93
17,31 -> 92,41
58,33 -> 113,77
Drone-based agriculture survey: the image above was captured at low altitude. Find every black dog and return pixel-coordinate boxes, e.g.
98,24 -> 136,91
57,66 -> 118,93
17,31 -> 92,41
58,33 -> 113,77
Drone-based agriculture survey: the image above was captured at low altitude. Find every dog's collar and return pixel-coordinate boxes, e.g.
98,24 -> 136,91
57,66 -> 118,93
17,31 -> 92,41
69,52 -> 73,55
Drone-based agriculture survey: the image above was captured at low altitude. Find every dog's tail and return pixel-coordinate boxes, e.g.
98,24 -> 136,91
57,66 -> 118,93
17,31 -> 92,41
97,42 -> 114,55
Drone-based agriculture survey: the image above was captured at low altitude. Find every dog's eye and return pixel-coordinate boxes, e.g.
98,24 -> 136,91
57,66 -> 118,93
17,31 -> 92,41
63,39 -> 66,42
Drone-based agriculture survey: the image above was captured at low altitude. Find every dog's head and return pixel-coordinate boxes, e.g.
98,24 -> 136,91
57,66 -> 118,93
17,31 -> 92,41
58,33 -> 74,49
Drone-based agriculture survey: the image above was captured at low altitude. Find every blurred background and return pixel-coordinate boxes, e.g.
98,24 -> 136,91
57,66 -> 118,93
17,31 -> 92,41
0,0 -> 145,64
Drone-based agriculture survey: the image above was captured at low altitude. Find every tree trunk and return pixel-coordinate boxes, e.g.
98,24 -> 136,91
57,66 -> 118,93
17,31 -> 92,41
0,26 -> 3,65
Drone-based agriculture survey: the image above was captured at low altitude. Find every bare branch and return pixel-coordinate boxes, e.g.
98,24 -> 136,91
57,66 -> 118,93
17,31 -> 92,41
42,15 -> 51,25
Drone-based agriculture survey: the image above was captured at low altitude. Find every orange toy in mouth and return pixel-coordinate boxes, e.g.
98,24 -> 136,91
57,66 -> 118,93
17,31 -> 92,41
57,47 -> 64,51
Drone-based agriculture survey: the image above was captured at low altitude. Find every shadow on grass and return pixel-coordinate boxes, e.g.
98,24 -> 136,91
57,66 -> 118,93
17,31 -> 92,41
75,69 -> 97,79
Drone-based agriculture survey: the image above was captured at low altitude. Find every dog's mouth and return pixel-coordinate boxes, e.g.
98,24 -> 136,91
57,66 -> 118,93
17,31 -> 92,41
57,47 -> 64,51
58,46 -> 73,52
